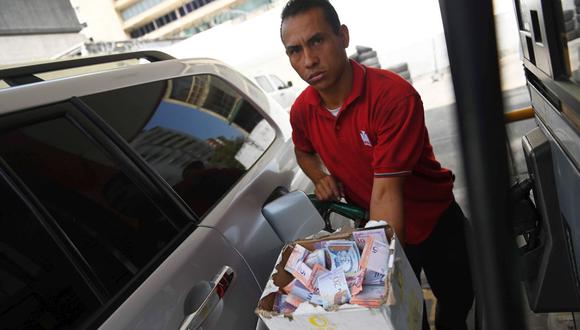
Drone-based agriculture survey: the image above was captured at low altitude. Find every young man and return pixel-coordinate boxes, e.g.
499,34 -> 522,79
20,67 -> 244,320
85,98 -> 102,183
280,0 -> 474,328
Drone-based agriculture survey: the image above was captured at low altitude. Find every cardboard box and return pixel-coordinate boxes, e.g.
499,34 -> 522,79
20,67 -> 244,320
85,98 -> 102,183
255,227 -> 423,330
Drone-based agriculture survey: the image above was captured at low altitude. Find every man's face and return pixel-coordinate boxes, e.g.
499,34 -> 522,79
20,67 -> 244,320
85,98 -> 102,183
281,8 -> 349,93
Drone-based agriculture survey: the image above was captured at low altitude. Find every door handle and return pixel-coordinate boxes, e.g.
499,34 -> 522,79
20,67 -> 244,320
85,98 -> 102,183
179,266 -> 235,330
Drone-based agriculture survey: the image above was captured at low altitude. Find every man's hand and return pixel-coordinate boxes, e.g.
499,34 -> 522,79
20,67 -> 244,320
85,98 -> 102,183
314,174 -> 343,201
295,148 -> 343,201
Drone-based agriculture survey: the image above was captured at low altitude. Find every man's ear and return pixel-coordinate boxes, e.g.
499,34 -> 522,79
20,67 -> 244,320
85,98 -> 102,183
339,24 -> 350,48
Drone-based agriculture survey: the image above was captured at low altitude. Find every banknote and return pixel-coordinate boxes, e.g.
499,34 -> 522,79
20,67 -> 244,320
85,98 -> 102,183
325,240 -> 361,277
310,263 -> 329,294
285,293 -> 305,308
292,261 -> 314,290
317,267 -> 352,307
283,279 -> 326,306
346,269 -> 365,296
285,244 -> 314,289
363,269 -> 386,285
305,249 -> 326,269
351,228 -> 388,251
359,237 -> 389,275
284,244 -> 309,274
273,293 -> 299,314
350,285 -> 386,308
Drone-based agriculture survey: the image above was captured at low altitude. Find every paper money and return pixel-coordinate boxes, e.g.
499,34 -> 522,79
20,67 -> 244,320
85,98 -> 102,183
317,267 -> 352,307
359,237 -> 389,275
305,249 -> 326,269
285,244 -> 314,290
273,293 -> 298,314
284,244 -> 309,274
285,293 -> 305,308
350,285 -> 386,308
363,269 -> 386,285
352,228 -> 388,251
346,269 -> 365,296
283,279 -> 326,306
292,261 -> 314,290
310,263 -> 329,294
325,240 -> 361,277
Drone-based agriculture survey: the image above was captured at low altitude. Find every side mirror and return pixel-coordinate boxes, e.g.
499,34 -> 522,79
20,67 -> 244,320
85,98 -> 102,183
261,191 -> 324,243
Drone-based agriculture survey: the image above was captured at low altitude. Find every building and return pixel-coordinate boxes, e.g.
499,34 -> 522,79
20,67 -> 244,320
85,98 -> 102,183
69,0 -> 128,42
0,0 -> 85,65
114,0 -> 275,39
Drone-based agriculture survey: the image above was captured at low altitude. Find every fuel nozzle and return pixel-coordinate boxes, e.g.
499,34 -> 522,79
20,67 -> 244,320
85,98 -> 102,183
510,178 -> 540,253
308,194 -> 369,231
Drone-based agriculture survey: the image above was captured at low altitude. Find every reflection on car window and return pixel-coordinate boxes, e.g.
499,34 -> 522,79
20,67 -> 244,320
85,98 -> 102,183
0,113 -> 181,295
0,176 -> 101,328
82,74 -> 276,218
255,75 -> 275,92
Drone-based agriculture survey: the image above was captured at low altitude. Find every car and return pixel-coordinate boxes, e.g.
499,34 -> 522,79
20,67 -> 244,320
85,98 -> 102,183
253,73 -> 300,111
0,51 -> 314,329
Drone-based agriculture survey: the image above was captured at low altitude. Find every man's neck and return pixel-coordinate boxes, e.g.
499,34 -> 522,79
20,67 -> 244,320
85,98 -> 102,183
319,61 -> 354,109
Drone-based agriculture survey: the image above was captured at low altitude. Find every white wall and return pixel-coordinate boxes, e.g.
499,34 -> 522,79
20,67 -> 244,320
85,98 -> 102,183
163,0 -> 523,87
0,34 -> 86,65
69,0 -> 128,41
164,1 -> 451,87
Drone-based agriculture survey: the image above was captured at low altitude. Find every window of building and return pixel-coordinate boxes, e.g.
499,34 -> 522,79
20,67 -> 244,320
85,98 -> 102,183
121,0 -> 166,21
155,16 -> 167,28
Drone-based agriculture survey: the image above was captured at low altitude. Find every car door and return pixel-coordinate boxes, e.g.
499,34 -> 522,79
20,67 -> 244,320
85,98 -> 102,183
0,85 -> 263,329
76,72 -> 289,328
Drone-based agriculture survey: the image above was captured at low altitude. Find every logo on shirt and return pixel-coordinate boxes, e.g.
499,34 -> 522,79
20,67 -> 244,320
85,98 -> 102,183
360,130 -> 372,147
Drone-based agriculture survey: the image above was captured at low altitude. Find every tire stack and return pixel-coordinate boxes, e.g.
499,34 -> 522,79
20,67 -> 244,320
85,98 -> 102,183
567,7 -> 580,40
386,62 -> 412,84
349,45 -> 381,68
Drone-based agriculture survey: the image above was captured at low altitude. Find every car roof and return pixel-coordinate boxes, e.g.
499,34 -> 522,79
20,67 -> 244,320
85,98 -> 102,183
0,53 -> 269,117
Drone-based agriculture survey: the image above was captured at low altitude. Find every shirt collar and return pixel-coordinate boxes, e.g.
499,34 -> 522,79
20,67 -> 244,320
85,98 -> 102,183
303,59 -> 366,108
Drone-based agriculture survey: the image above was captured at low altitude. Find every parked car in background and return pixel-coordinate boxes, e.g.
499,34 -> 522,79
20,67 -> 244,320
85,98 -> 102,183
0,51 -> 312,329
253,73 -> 299,111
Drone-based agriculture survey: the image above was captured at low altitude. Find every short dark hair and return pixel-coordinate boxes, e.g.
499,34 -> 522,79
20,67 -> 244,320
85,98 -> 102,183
280,0 -> 341,35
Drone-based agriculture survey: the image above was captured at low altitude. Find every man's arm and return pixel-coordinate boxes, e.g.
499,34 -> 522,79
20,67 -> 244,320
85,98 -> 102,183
295,148 -> 342,201
369,176 -> 406,244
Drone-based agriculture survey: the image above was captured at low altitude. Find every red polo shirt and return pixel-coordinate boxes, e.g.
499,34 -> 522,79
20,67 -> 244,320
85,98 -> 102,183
290,60 -> 454,244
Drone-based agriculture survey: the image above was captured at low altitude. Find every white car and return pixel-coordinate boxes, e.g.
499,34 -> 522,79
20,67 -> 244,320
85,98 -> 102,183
0,51 -> 314,329
253,74 -> 300,111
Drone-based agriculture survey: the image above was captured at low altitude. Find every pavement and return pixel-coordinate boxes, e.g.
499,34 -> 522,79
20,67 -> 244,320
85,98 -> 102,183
413,52 -> 528,111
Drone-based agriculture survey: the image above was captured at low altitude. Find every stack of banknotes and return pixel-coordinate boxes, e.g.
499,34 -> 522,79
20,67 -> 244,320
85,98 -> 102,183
272,228 -> 391,314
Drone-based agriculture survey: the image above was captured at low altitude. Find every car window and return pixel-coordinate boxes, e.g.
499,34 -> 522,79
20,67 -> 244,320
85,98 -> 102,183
81,74 -> 276,218
255,75 -> 275,92
269,75 -> 286,90
0,110 -> 183,295
0,175 -> 101,329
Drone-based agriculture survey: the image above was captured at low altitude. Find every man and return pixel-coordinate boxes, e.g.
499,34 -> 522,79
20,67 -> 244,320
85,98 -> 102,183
280,0 -> 474,328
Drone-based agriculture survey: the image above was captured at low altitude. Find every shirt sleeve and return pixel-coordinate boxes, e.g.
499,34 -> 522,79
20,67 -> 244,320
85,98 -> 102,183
371,94 -> 426,177
289,104 -> 315,153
